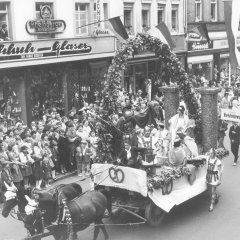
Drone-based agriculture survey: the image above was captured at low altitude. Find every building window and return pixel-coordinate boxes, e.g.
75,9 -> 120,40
142,4 -> 150,32
211,0 -> 217,21
195,0 -> 202,21
158,4 -> 165,24
124,3 -> 134,35
0,2 -> 10,40
171,5 -> 179,32
75,3 -> 89,36
35,2 -> 54,39
103,3 -> 108,29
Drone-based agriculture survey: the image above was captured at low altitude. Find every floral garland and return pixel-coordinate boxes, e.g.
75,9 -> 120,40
102,33 -> 202,144
147,166 -> 191,193
204,148 -> 229,160
215,148 -> 229,160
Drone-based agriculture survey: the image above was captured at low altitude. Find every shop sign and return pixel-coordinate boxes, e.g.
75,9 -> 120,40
213,38 -> 240,49
26,5 -> 66,34
188,41 -> 213,51
187,32 -> 213,51
92,28 -> 110,36
0,39 -> 92,61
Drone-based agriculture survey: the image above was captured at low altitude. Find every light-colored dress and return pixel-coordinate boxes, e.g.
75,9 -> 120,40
206,157 -> 223,186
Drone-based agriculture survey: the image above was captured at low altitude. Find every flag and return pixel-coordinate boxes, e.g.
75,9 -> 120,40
155,22 -> 175,49
191,23 -> 210,43
224,0 -> 240,67
106,16 -> 129,42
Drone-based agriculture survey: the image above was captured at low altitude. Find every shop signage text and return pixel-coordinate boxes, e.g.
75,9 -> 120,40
26,19 -> 66,34
26,4 -> 66,34
188,41 -> 213,51
187,32 -> 213,51
213,38 -> 240,49
221,109 -> 240,123
93,28 -> 110,36
0,39 -> 92,61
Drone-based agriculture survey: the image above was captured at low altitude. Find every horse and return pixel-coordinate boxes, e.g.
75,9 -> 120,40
2,182 -> 83,238
23,189 -> 111,240
2,182 -> 111,240
50,189 -> 111,240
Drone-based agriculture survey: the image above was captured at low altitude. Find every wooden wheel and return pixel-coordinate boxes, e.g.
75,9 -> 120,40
145,201 -> 166,227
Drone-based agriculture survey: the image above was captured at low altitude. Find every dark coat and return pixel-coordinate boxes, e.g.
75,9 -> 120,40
229,125 -> 240,144
117,147 -> 140,168
1,168 -> 13,191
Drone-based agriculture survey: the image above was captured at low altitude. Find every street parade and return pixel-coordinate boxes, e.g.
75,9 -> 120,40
0,0 -> 240,240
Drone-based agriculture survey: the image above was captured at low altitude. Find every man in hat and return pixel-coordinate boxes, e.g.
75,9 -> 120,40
169,105 -> 189,147
229,121 -> 240,166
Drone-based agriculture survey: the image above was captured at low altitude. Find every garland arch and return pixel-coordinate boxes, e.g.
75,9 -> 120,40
102,33 -> 202,144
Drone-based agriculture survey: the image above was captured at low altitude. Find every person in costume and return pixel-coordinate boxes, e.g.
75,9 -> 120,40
206,148 -> 223,212
117,108 -> 138,147
156,121 -> 170,157
169,105 -> 189,147
177,129 -> 198,159
168,137 -> 187,167
139,126 -> 158,163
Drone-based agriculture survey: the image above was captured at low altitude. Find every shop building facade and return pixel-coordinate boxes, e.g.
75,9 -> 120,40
186,0 -> 240,83
0,0 -> 116,126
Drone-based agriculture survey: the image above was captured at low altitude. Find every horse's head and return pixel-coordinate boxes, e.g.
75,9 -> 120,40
2,183 -> 32,218
2,182 -> 19,218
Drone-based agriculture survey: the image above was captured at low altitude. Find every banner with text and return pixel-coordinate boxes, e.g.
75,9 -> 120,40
221,109 -> 240,122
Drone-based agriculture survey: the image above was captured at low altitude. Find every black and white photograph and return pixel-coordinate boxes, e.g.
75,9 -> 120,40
0,0 -> 239,239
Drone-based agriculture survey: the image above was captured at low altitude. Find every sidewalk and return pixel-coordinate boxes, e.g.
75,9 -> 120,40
52,170 -> 77,183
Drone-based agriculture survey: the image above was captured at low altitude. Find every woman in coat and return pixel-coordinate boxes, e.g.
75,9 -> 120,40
7,142 -> 23,187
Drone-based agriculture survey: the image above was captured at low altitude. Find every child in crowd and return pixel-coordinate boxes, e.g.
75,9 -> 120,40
89,130 -> 99,166
42,142 -> 53,187
50,139 -> 59,180
19,145 -> 34,189
76,139 -> 92,177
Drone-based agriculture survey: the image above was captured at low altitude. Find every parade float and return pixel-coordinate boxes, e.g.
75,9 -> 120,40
91,33 -> 229,227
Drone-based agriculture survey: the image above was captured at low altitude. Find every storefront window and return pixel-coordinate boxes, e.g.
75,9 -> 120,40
31,66 -> 64,120
192,62 -> 212,81
75,3 -> 89,36
0,73 -> 23,128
